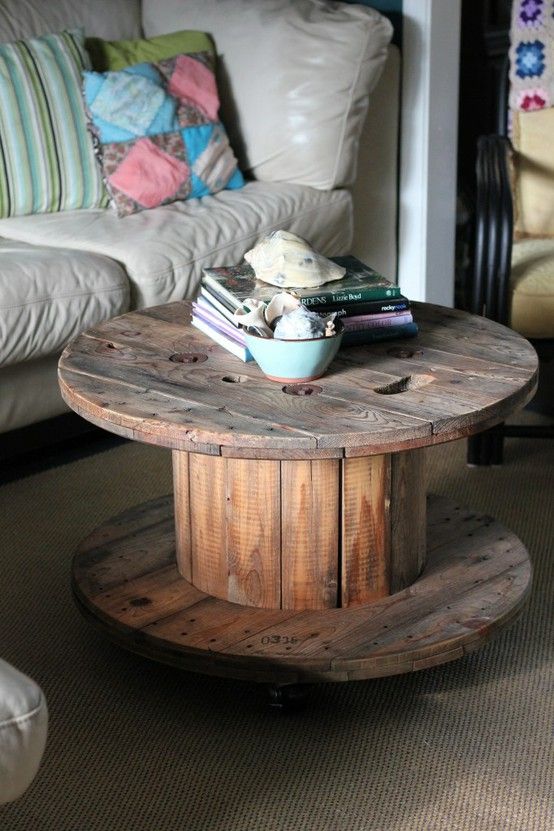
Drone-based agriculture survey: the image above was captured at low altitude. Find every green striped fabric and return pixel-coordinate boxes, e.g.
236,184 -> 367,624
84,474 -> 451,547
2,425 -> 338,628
0,29 -> 108,217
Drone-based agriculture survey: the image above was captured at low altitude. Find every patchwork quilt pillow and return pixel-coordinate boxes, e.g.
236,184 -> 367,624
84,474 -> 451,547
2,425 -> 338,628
0,29 -> 107,218
83,55 -> 244,216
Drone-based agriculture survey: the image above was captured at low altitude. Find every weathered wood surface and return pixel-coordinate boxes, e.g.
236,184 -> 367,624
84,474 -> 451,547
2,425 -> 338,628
341,455 -> 391,605
390,449 -> 427,592
280,459 -> 340,610
58,301 -> 538,459
72,494 -> 532,685
183,454 -> 282,608
171,450 -> 426,611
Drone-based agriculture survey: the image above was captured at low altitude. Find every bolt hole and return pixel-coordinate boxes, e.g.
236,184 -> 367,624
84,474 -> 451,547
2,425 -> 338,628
222,374 -> 248,383
169,352 -> 207,364
374,374 -> 435,395
282,384 -> 322,396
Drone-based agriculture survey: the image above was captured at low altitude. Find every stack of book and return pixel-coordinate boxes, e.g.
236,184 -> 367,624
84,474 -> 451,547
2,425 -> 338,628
192,255 -> 417,361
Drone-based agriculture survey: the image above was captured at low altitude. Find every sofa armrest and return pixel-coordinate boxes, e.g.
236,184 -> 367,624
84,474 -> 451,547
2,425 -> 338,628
472,134 -> 514,326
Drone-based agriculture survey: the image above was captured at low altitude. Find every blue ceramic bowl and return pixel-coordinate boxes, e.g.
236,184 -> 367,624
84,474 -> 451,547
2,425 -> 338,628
244,326 -> 343,382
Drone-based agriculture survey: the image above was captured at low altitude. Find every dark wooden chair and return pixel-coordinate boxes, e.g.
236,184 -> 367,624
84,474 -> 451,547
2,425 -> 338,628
466,65 -> 554,466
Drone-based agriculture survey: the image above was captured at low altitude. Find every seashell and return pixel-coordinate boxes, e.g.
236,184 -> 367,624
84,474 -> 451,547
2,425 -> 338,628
233,298 -> 273,337
244,230 -> 346,288
264,292 -> 300,326
273,305 -> 337,340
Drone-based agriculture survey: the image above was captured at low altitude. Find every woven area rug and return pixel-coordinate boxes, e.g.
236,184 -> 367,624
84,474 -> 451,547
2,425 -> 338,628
0,429 -> 552,831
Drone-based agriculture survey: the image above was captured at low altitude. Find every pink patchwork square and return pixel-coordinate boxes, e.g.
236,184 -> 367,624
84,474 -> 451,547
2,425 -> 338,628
108,137 -> 189,209
168,54 -> 219,121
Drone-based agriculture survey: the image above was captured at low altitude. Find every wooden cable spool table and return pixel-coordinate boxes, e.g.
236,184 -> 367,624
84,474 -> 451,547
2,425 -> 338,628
58,301 -> 538,697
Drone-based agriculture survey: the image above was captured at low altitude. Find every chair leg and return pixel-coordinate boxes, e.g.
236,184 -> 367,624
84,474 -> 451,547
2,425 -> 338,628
490,426 -> 504,465
467,427 -> 504,466
467,433 -> 483,465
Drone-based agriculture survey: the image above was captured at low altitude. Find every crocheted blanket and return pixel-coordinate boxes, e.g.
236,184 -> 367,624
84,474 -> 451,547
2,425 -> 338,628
509,0 -> 554,112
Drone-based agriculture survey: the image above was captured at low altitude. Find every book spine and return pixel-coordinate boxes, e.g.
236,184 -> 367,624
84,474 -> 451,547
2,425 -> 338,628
192,304 -> 246,344
300,284 -> 402,306
201,273 -> 242,310
191,317 -> 253,361
302,298 -> 410,317
198,287 -> 241,324
342,322 -> 419,346
341,312 -> 413,332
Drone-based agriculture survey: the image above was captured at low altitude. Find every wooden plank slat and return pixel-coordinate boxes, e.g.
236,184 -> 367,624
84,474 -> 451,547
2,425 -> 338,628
189,455 -> 227,597
225,457 -> 281,608
390,449 -> 427,592
173,450 -> 192,581
341,455 -> 391,606
281,459 -> 340,610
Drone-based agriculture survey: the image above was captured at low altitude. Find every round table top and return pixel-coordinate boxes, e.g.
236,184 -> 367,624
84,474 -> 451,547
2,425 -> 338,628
58,301 -> 538,459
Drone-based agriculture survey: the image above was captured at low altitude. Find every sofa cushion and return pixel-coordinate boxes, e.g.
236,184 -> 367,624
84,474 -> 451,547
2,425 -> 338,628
0,658 -> 48,805
0,29 -> 108,218
86,30 -> 215,72
0,0 -> 141,42
0,181 -> 352,308
0,356 -> 68,433
0,241 -> 129,367
510,237 -> 554,338
83,56 -> 243,216
142,0 -> 392,190
512,108 -> 554,238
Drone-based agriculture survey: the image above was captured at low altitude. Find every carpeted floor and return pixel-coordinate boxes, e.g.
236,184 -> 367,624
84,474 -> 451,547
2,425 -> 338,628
0,428 -> 552,831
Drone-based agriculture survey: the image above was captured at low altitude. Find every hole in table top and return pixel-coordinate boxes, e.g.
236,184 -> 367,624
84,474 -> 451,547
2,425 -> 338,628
374,374 -> 435,395
169,352 -> 208,364
282,384 -> 322,397
129,597 -> 151,607
221,374 -> 248,383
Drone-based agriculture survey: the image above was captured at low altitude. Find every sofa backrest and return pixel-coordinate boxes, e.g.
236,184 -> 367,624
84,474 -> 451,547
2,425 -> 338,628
142,0 -> 392,192
0,0 -> 400,280
0,0 -> 141,41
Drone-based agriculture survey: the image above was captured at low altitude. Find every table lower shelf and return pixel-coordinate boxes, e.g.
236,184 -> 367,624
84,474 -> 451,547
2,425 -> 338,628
72,494 -> 532,686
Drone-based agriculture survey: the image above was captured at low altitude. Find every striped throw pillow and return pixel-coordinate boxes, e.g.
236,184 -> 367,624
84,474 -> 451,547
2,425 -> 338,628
0,29 -> 108,217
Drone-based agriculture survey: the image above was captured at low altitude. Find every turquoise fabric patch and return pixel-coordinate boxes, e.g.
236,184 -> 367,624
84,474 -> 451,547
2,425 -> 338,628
90,72 -> 166,136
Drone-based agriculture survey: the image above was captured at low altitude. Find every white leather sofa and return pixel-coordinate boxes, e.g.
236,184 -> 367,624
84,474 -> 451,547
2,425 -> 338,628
0,659 -> 48,804
0,0 -> 399,436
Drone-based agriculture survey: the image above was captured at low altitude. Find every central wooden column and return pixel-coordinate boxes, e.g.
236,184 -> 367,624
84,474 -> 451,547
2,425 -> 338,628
173,449 -> 427,610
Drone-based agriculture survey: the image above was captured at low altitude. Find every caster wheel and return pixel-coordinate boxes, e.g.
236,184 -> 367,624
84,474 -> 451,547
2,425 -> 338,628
267,684 -> 311,712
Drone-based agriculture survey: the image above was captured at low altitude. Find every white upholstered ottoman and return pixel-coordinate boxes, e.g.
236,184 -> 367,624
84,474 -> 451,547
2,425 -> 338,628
0,659 -> 48,804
